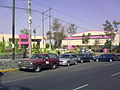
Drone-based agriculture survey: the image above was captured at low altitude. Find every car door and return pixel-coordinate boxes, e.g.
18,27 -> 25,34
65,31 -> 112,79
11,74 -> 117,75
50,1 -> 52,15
70,55 -> 76,64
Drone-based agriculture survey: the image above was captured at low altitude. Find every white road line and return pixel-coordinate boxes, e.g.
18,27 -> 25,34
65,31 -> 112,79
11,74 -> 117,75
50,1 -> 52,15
1,75 -> 43,83
73,84 -> 88,90
111,72 -> 120,77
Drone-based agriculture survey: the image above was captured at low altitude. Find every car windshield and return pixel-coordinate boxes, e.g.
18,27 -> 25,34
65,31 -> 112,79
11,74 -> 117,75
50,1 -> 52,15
60,55 -> 70,58
31,54 -> 44,59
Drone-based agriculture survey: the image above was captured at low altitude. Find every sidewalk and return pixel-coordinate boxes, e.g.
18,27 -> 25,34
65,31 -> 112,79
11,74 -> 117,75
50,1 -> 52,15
0,59 -> 19,72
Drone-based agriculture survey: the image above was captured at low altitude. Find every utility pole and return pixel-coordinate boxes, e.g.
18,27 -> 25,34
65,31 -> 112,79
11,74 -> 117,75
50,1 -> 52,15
42,11 -> 45,48
28,0 -> 32,58
42,8 -> 51,49
12,0 -> 15,60
49,7 -> 52,49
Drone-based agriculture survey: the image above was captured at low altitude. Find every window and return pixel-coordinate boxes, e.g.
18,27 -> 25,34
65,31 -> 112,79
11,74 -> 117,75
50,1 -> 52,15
49,54 -> 58,58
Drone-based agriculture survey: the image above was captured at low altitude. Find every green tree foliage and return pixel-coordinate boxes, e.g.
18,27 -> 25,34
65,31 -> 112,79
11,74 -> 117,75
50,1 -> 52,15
103,20 -> 120,40
20,28 -> 29,35
46,30 -> 52,48
82,33 -> 91,46
67,24 -> 77,37
104,40 -> 112,50
93,39 -> 100,52
52,19 -> 66,48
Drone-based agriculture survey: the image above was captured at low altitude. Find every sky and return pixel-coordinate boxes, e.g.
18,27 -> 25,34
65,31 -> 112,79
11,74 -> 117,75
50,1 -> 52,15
0,0 -> 120,36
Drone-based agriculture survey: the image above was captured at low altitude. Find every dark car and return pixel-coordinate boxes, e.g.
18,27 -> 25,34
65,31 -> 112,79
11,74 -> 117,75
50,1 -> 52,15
77,53 -> 95,63
95,54 -> 119,62
116,54 -> 120,60
18,53 -> 59,72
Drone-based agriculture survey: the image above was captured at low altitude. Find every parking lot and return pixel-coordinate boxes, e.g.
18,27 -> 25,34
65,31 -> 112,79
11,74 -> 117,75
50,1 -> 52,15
1,61 -> 120,90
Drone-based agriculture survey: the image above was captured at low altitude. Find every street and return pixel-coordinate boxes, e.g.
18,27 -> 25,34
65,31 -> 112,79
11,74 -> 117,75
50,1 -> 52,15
1,61 -> 120,90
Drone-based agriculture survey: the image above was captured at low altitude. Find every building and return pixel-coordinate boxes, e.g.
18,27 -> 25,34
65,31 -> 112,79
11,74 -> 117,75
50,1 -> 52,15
0,34 -> 47,48
62,30 -> 120,49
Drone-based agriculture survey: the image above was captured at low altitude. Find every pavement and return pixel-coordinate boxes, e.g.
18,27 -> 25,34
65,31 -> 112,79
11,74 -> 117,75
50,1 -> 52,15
0,61 -> 120,90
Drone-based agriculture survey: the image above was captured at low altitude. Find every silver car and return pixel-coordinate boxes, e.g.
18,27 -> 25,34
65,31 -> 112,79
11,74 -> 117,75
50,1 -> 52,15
59,54 -> 78,66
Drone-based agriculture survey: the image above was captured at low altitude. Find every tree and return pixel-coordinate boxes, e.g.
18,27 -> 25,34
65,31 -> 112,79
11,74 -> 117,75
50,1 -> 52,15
20,28 -> 29,34
103,20 -> 120,41
93,39 -> 100,52
104,40 -> 112,52
46,30 -> 52,49
82,33 -> 91,47
52,19 -> 66,48
67,24 -> 77,37
103,20 -> 120,52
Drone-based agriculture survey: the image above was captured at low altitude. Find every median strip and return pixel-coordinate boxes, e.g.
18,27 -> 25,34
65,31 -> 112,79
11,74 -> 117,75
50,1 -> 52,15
73,84 -> 88,90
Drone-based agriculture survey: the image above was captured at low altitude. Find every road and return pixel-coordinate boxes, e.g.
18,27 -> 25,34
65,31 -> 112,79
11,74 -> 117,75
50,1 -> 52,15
0,61 -> 120,90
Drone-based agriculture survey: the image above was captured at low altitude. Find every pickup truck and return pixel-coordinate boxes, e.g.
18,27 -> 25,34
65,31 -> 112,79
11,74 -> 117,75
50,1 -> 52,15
18,53 -> 60,72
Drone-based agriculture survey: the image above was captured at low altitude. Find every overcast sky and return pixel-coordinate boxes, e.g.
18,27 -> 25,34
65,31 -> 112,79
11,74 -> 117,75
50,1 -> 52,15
0,0 -> 120,36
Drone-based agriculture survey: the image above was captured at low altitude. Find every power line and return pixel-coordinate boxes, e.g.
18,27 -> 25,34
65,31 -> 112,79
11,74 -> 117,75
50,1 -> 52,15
0,5 -> 89,31
32,1 -> 101,29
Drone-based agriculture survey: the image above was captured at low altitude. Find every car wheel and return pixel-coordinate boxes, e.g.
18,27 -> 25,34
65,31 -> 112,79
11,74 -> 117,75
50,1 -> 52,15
34,65 -> 41,72
96,59 -> 99,62
67,62 -> 70,67
109,59 -> 113,62
74,61 -> 77,65
52,64 -> 56,69
80,60 -> 83,63
90,60 -> 93,62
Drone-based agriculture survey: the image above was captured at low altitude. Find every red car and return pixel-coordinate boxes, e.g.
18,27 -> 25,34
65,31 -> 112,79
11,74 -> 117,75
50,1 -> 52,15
18,53 -> 59,72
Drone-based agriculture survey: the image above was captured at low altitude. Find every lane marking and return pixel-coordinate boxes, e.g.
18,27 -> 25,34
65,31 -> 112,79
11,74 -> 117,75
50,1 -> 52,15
73,84 -> 88,90
1,75 -> 43,84
111,72 -> 120,77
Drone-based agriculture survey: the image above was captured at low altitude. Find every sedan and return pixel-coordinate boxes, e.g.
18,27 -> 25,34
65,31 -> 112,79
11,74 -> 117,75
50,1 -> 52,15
59,54 -> 78,66
95,54 -> 119,62
77,53 -> 95,63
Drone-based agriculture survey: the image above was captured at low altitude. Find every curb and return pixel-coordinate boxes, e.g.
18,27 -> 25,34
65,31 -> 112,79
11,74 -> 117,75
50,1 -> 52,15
0,68 -> 19,72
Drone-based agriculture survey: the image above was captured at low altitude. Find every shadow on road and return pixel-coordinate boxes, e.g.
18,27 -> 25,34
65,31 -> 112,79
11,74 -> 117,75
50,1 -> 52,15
0,72 -> 31,90
0,85 -> 31,90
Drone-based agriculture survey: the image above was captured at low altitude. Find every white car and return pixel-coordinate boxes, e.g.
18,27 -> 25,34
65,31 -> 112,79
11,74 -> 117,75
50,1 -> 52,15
59,54 -> 78,66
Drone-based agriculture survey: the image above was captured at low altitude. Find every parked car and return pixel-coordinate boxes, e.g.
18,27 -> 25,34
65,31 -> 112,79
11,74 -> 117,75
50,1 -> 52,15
116,54 -> 120,60
95,54 -> 119,62
59,54 -> 78,66
18,53 -> 60,72
77,53 -> 95,63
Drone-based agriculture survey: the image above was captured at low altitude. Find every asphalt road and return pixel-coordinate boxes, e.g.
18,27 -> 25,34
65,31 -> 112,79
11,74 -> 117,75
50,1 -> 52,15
1,61 -> 120,90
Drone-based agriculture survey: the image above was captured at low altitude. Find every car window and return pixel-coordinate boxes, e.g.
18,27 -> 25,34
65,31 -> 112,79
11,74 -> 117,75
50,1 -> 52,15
49,54 -> 58,58
60,54 -> 70,58
31,54 -> 44,59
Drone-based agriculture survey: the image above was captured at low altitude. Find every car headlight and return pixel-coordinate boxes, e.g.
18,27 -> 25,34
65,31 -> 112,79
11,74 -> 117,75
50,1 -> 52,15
63,61 -> 68,63
30,62 -> 33,65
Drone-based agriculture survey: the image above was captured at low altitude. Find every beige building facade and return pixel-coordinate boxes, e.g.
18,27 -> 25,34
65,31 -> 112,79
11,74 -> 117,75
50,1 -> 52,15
0,34 -> 46,48
62,30 -> 120,47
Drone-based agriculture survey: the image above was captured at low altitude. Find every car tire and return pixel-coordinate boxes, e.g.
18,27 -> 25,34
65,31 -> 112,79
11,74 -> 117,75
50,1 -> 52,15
67,62 -> 70,67
109,59 -> 113,62
96,59 -> 99,62
34,65 -> 41,72
52,64 -> 56,69
74,61 -> 77,65
80,60 -> 83,63
90,60 -> 93,62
